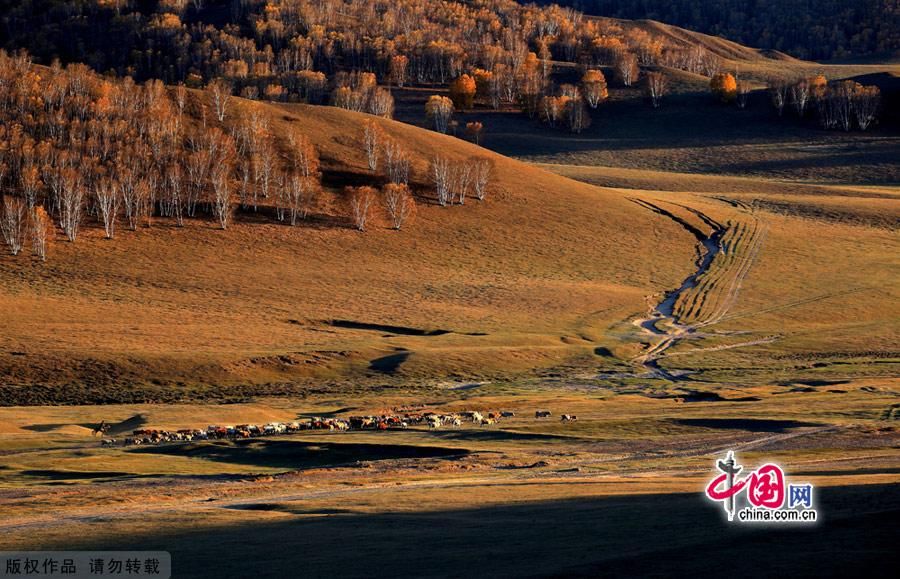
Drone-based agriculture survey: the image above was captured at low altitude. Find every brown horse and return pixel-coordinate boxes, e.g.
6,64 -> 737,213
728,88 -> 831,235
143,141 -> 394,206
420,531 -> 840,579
92,420 -> 110,437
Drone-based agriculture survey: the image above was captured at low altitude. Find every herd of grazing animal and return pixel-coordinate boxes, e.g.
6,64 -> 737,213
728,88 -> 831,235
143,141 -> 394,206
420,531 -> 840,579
100,408 -> 577,447
118,419 -> 351,446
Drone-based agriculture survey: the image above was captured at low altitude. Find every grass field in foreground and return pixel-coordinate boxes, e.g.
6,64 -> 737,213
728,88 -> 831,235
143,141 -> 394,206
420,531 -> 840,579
0,383 -> 897,577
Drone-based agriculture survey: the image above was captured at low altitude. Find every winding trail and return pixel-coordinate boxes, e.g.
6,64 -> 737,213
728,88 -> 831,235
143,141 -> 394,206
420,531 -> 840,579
630,198 -> 768,379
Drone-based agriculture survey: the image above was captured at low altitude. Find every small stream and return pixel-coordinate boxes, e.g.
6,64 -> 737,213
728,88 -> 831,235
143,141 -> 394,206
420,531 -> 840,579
634,224 -> 727,379
658,230 -> 725,320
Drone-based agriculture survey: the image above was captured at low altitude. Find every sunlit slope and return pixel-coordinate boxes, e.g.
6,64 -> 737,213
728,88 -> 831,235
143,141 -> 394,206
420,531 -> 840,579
545,163 -> 900,384
0,96 -> 698,401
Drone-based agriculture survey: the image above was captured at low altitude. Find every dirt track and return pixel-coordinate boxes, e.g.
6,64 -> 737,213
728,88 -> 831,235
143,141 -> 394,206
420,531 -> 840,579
631,197 -> 769,378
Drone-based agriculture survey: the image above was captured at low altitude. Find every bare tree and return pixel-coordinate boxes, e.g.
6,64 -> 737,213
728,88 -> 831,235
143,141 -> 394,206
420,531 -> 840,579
449,163 -> 472,205
185,148 -> 211,217
831,81 -> 856,132
383,183 -> 415,230
566,97 -> 591,134
349,186 -> 378,231
248,139 -> 272,210
791,79 -> 811,117
384,139 -> 409,184
117,161 -> 141,230
736,78 -> 752,109
391,151 -> 410,185
1,196 -> 26,255
645,71 -> 669,108
615,53 -> 639,87
768,78 -> 789,116
363,120 -> 381,172
471,158 -> 493,201
288,173 -> 318,225
19,165 -> 41,209
94,178 -> 120,239
29,206 -> 50,261
431,156 -> 452,206
165,165 -> 184,226
212,165 -> 233,229
237,158 -> 252,209
208,79 -> 232,123
59,168 -> 83,241
135,175 -> 153,229
174,83 -> 188,129
370,88 -> 394,118
286,132 -> 319,179
853,85 -> 881,131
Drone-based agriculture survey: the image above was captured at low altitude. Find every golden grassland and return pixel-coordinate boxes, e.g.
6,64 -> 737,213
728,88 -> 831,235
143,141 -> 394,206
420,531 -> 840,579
0,383 -> 897,576
545,164 -> 899,383
0,26 -> 897,578
0,99 -> 703,401
1,87 -> 898,399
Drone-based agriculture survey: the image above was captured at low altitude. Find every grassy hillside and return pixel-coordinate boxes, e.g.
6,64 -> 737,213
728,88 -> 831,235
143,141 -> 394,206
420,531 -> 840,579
541,1 -> 900,61
0,95 -> 699,403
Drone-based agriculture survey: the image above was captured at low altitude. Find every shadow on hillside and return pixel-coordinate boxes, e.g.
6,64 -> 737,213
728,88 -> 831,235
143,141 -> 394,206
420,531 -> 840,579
53,483 -> 900,578
671,418 -> 823,432
368,350 -> 411,374
296,407 -> 358,419
233,204 -> 354,230
17,470 -> 247,484
131,439 -> 467,470
331,320 -> 453,336
420,429 -> 575,443
22,414 -> 147,436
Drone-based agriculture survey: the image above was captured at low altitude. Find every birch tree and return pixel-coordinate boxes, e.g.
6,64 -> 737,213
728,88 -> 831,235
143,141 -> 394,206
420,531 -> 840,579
615,53 -> 639,87
94,178 -> 120,239
384,139 -> 409,184
450,163 -> 472,205
59,168 -> 83,241
29,206 -> 50,261
431,156 -> 451,206
1,196 -> 26,255
212,165 -> 233,229
581,70 -> 608,108
768,78 -> 789,116
208,78 -> 232,123
363,120 -> 381,172
349,186 -> 377,231
425,95 -> 454,133
288,173 -> 318,225
383,183 -> 415,230
791,79 -> 811,117
645,71 -> 669,108
471,158 -> 493,201
853,85 -> 880,130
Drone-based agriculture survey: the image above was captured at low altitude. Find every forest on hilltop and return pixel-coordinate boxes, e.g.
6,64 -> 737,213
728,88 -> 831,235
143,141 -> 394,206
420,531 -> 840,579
538,0 -> 900,61
0,0 -> 893,265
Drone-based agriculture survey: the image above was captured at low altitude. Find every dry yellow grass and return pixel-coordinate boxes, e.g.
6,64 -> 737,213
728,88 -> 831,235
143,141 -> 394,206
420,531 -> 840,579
0,25 -> 897,579
0,98 -> 701,401
544,163 -> 899,382
0,383 -> 897,577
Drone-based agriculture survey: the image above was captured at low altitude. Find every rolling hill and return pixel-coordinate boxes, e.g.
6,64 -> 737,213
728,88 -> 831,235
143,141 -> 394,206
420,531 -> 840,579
0,13 -> 896,405
0,92 -> 701,403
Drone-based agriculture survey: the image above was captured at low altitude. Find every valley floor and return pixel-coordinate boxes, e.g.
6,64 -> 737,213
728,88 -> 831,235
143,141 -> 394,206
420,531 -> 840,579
0,382 -> 898,577
1,58 -> 898,576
